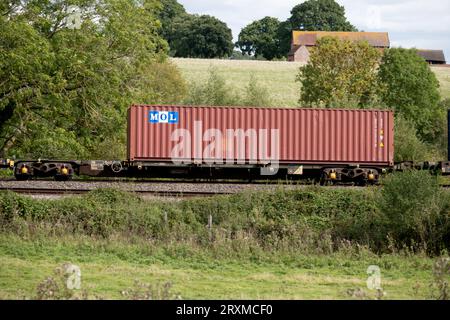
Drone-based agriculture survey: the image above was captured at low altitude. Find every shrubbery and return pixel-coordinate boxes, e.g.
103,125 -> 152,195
379,171 -> 450,253
1,174 -> 448,256
394,116 -> 443,162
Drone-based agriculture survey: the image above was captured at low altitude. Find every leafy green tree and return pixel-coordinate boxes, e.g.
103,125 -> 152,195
290,0 -> 356,32
171,14 -> 234,58
378,48 -> 443,143
156,0 -> 187,55
297,37 -> 381,108
273,0 -> 357,58
0,0 -> 185,159
276,20 -> 293,57
157,0 -> 186,29
236,17 -> 282,60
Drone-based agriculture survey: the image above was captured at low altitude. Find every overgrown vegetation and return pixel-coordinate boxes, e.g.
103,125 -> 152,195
1,173 -> 448,255
394,116 -> 443,162
379,171 -> 450,253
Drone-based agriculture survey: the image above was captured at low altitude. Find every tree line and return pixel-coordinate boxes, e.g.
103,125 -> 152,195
157,0 -> 355,60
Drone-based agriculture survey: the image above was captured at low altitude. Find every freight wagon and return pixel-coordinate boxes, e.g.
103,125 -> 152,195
1,105 -> 450,184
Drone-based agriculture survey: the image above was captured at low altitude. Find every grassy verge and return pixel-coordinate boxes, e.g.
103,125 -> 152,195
0,234 -> 435,300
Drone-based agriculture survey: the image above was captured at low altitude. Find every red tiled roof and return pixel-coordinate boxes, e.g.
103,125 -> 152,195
416,49 -> 446,63
292,31 -> 390,48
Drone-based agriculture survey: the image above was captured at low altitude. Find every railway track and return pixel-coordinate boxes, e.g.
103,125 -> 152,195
0,180 -> 310,198
2,179 -> 448,199
0,187 -> 227,198
0,177 -> 308,185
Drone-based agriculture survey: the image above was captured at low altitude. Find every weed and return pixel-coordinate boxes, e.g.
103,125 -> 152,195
121,280 -> 181,300
430,257 -> 450,300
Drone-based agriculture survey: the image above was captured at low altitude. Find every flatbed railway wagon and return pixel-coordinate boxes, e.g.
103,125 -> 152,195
2,105 -> 450,184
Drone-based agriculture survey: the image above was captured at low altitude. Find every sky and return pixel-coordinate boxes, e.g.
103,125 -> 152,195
177,0 -> 450,61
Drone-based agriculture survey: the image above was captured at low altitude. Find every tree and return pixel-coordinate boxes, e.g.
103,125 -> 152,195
236,17 -> 282,60
273,0 -> 357,58
378,48 -> 443,143
156,0 -> 187,55
290,0 -> 356,32
276,20 -> 293,57
297,37 -> 381,108
157,0 -> 186,29
171,15 -> 233,58
0,0 -> 186,159
394,116 -> 431,162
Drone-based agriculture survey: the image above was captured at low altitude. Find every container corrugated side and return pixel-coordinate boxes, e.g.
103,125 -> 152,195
128,105 -> 394,166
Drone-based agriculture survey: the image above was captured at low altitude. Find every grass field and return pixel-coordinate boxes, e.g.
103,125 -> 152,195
432,66 -> 450,100
172,58 -> 305,107
172,58 -> 450,107
0,235 -> 436,300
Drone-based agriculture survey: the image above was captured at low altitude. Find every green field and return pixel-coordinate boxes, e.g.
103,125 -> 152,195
172,58 -> 450,107
172,58 -> 305,107
0,235 -> 435,300
432,66 -> 450,100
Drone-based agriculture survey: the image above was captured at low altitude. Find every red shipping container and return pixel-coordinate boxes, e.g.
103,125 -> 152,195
128,105 -> 394,166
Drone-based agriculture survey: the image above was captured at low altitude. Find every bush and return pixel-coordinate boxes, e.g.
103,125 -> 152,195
1,185 -> 449,256
378,171 -> 450,253
394,116 -> 437,162
184,68 -> 273,107
242,75 -> 272,107
184,68 -> 240,106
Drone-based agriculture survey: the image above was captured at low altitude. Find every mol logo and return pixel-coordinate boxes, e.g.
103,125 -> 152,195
149,111 -> 179,124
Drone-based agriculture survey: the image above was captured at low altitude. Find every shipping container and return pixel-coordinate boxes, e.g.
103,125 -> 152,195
128,105 -> 394,167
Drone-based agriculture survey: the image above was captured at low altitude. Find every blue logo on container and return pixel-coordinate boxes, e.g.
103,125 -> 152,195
149,111 -> 179,124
